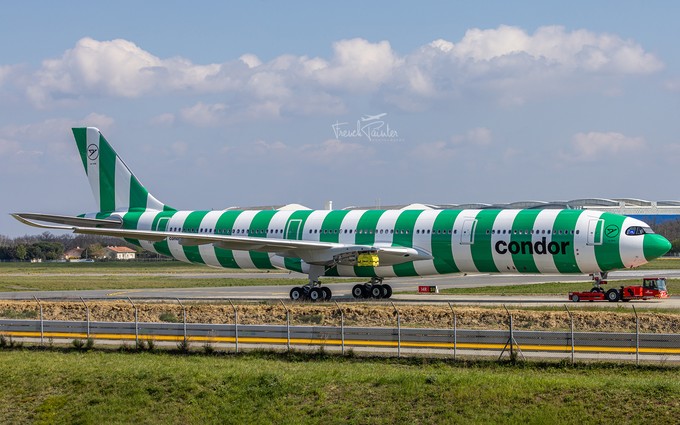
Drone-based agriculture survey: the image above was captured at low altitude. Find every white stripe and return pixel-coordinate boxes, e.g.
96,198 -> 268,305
412,210 -> 440,276
335,210 -> 366,277
136,211 -> 162,255
451,210 -> 481,273
574,211 -> 603,273
230,211 -> 260,269
302,210 -> 330,241
374,210 -> 401,245
198,211 -> 224,268
86,128 -> 101,210
619,217 -> 646,268
532,210 -> 561,273
166,210 -> 193,263
491,210 -> 521,273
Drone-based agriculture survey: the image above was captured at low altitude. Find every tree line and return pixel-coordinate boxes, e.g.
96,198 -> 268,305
0,232 -> 152,261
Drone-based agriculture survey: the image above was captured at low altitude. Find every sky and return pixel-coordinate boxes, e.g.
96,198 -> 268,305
1,1 -> 680,237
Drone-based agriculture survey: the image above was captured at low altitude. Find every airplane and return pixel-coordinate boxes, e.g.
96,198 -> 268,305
13,127 -> 672,301
361,113 -> 387,121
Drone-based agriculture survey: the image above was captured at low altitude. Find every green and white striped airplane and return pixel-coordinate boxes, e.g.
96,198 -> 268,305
13,127 -> 672,301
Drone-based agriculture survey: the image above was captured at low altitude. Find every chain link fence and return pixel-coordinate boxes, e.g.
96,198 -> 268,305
0,298 -> 678,364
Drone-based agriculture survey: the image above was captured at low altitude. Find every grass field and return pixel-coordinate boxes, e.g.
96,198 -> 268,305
0,349 -> 678,424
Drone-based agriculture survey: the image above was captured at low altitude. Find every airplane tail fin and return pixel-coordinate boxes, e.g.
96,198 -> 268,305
72,127 -> 173,213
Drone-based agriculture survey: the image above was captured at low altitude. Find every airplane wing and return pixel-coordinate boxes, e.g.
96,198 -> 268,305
12,213 -> 432,267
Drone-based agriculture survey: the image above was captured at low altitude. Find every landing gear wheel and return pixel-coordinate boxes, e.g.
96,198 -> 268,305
309,287 -> 323,302
352,284 -> 366,299
321,287 -> 332,301
370,284 -> 384,299
382,284 -> 392,299
290,287 -> 304,301
571,294 -> 580,302
606,289 -> 620,302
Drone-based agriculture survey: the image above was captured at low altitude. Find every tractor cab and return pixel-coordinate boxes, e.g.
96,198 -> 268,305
643,277 -> 667,291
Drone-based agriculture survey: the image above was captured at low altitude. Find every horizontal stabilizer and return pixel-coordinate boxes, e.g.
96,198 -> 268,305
11,213 -> 123,230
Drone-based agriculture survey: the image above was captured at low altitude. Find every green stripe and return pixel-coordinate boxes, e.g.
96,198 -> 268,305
552,210 -> 580,273
129,176 -> 148,210
594,213 -> 625,271
470,210 -> 501,273
392,210 -> 423,277
98,134 -> 117,212
181,211 -> 210,264
72,128 -> 88,174
320,210 -> 350,243
510,210 -> 540,273
353,210 -> 385,277
248,211 -> 277,269
150,211 -> 175,257
213,211 -> 243,268
432,210 -> 461,274
121,211 -> 144,248
283,211 -> 314,272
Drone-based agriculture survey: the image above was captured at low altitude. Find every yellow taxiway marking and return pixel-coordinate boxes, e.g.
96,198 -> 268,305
3,331 -> 680,354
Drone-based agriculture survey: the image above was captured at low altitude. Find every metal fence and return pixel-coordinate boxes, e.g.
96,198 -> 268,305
0,298 -> 678,364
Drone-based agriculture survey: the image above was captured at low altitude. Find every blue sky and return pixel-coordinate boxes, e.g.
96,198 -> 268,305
1,1 -> 680,236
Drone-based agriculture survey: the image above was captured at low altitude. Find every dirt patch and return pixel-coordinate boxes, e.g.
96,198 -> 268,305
0,301 -> 677,333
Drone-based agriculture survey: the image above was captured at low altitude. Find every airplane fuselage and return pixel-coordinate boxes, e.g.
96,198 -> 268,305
111,207 -> 663,278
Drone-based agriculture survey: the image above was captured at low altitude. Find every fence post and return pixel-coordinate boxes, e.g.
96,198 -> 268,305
228,300 -> 238,353
33,296 -> 43,346
280,300 -> 290,352
632,305 -> 639,366
335,301 -> 344,355
448,302 -> 457,360
564,304 -> 574,365
127,298 -> 138,347
176,298 -> 187,347
391,302 -> 401,358
80,297 -> 90,338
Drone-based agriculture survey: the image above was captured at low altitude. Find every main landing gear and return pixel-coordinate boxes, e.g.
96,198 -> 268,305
351,277 -> 393,300
289,265 -> 332,302
289,282 -> 332,302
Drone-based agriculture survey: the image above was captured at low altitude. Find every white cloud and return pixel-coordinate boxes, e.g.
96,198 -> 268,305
314,38 -> 401,90
18,27 -> 664,113
151,113 -> 176,126
570,131 -> 645,160
180,102 -> 228,127
452,127 -> 492,146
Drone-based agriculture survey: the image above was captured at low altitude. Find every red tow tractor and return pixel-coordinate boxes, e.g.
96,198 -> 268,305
569,277 -> 669,302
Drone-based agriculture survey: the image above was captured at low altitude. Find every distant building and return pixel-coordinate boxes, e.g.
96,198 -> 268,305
104,246 -> 137,260
63,247 -> 85,260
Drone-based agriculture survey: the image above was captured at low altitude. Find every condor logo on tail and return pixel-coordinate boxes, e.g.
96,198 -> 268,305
495,238 -> 570,255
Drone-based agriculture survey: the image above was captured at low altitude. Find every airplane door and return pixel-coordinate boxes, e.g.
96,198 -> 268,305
460,219 -> 477,245
587,219 -> 604,246
286,219 -> 303,240
155,217 -> 170,232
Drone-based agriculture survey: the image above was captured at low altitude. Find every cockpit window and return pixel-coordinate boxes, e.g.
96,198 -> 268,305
625,226 -> 654,236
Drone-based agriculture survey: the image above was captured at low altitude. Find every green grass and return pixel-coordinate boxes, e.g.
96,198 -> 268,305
438,278 -> 680,296
0,275 -> 349,292
637,257 -> 680,269
0,260 -> 277,274
0,349 -> 678,424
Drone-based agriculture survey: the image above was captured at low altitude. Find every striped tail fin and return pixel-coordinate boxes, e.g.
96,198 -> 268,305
72,127 -> 173,213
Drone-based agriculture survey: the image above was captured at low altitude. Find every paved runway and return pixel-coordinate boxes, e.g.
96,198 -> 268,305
1,269 -> 678,308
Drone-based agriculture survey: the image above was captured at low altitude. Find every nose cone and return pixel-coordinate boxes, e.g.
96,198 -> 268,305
644,234 -> 672,261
